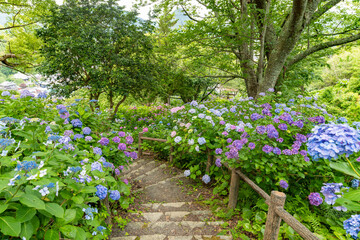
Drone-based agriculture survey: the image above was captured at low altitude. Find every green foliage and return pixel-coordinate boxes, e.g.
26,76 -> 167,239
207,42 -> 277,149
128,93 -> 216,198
0,94 -> 133,239
37,0 -> 156,115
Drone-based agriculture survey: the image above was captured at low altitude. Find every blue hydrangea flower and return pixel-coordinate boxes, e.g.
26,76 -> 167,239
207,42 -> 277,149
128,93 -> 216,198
215,158 -> 222,167
198,137 -> 206,145
352,179 -> 359,188
337,117 -> 348,123
202,174 -> 211,184
91,162 -> 103,172
343,215 -> 360,239
109,190 -> 120,200
37,92 -> 47,98
16,161 -> 38,172
74,134 -> 84,140
184,170 -> 191,177
307,124 -> 360,160
320,183 -> 343,205
95,185 -> 107,200
1,91 -> 10,96
71,119 -> 83,128
93,147 -> 102,155
174,136 -> 182,143
82,127 -> 91,135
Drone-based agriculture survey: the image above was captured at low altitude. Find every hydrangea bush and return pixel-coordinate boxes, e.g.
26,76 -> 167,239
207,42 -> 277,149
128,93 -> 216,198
0,92 -> 134,239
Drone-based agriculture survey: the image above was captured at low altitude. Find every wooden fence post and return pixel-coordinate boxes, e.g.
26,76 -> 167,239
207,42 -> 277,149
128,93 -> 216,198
228,169 -> 240,209
264,191 -> 286,240
169,146 -> 174,163
138,132 -> 143,159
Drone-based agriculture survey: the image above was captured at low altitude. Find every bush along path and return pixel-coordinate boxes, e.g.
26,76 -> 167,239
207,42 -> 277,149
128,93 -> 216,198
111,155 -> 232,240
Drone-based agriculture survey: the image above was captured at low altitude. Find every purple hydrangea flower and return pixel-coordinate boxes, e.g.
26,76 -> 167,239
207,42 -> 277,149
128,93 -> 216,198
129,151 -> 138,159
115,169 -> 120,175
125,136 -> 133,144
256,125 -> 266,134
308,192 -> 323,206
300,150 -> 307,156
215,148 -> 222,154
262,145 -> 274,154
219,120 -> 225,125
119,131 -> 126,137
227,138 -> 233,143
232,140 -> 243,150
273,147 -> 281,155
118,143 -> 127,151
98,137 -> 109,146
112,136 -> 120,143
215,158 -> 222,167
278,123 -> 288,131
279,180 -> 288,189
250,113 -> 263,121
95,185 -> 107,200
248,142 -> 255,149
225,147 -> 239,159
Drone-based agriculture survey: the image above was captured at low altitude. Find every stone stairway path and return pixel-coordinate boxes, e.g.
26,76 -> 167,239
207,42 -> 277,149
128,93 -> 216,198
111,155 -> 232,240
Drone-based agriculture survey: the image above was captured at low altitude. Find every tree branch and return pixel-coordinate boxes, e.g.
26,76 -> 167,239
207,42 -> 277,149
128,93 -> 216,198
180,5 -> 200,22
0,22 -> 36,31
287,32 -> 360,66
310,0 -> 341,23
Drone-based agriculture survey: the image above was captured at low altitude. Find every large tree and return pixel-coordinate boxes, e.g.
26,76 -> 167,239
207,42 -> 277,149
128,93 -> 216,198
155,0 -> 360,97
0,0 -> 55,71
37,0 -> 155,115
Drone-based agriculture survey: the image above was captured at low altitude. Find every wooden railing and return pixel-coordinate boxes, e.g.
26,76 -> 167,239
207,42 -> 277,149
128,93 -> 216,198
226,165 -> 320,240
137,133 -> 319,240
138,132 -> 173,161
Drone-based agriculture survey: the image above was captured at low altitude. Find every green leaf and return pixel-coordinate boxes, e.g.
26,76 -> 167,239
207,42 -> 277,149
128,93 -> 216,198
20,194 -> 45,210
336,197 -> 360,211
0,204 -> 8,214
343,189 -> 360,201
0,216 -> 21,236
75,227 -> 86,240
82,186 -> 96,193
44,229 -> 60,240
60,225 -> 77,238
16,207 -> 36,223
20,221 -> 34,240
45,203 -> 64,218
330,162 -> 360,179
63,209 -> 76,224
71,195 -> 84,204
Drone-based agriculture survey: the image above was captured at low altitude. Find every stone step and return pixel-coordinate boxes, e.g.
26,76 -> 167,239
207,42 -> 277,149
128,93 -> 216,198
133,163 -> 167,181
112,235 -> 232,240
123,160 -> 161,179
112,221 -> 226,237
130,210 -> 213,222
121,158 -> 147,175
133,173 -> 185,193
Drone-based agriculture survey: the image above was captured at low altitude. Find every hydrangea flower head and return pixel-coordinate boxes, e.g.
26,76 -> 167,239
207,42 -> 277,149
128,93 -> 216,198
202,174 -> 211,184
85,136 -> 93,141
215,158 -> 222,167
71,119 -> 83,128
198,137 -> 206,145
174,136 -> 182,143
95,185 -> 107,200
93,147 -> 102,155
308,192 -> 323,206
118,143 -> 126,151
279,180 -> 288,189
109,190 -> 120,200
98,137 -> 109,146
82,127 -> 91,135
307,124 -> 360,160
184,170 -> 190,177
343,215 -> 360,239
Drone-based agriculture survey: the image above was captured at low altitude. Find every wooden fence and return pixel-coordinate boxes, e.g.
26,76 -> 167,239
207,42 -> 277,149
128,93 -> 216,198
137,133 -> 319,240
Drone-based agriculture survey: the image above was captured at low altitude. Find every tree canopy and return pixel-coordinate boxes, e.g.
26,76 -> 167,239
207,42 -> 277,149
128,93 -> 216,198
37,0 -> 155,115
153,0 -> 360,97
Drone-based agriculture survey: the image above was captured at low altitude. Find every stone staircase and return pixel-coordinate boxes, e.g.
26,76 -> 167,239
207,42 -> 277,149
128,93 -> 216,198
111,155 -> 232,240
